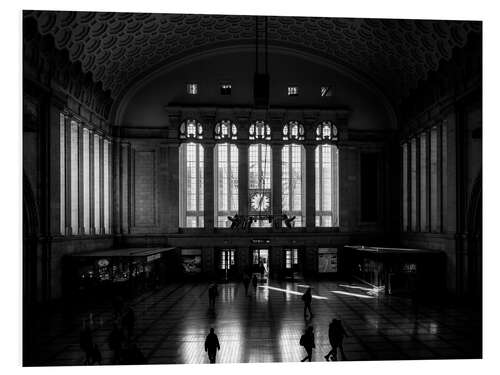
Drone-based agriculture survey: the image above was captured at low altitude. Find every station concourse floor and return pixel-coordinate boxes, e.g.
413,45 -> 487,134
25,278 -> 482,366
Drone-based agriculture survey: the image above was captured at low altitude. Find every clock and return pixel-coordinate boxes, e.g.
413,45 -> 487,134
250,192 -> 270,212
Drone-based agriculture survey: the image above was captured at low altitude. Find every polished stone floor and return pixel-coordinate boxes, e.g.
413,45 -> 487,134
25,278 -> 482,366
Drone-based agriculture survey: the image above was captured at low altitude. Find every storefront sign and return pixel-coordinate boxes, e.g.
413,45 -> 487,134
181,249 -> 202,273
251,239 -> 271,244
318,248 -> 338,273
97,258 -> 109,267
146,253 -> 161,262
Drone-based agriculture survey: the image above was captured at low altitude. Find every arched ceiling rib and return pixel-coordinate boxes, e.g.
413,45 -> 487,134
23,11 -> 480,102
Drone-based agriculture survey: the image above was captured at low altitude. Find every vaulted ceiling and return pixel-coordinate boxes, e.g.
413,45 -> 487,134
24,11 -> 480,103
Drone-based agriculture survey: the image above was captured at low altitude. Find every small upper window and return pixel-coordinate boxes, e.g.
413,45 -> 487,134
179,119 -> 203,139
320,85 -> 333,97
288,86 -> 299,96
315,121 -> 338,141
220,83 -> 232,96
187,83 -> 198,95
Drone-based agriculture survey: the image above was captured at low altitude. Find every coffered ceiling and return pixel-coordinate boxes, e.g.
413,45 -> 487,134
23,11 -> 480,102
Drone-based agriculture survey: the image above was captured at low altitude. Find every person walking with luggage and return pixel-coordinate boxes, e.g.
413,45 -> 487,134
204,328 -> 221,364
324,319 -> 349,361
300,326 -> 315,362
302,287 -> 313,319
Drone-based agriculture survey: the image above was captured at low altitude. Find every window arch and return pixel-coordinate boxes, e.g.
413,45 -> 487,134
179,119 -> 203,140
249,121 -> 271,140
179,142 -> 204,228
315,144 -> 339,227
214,143 -> 239,227
282,144 -> 306,227
215,120 -> 237,140
315,121 -> 338,141
283,121 -> 305,141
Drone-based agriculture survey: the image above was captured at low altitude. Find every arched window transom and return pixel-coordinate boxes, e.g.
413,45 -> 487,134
283,121 -> 305,141
215,120 -> 237,140
180,119 -> 203,140
249,121 -> 271,140
315,121 -> 338,141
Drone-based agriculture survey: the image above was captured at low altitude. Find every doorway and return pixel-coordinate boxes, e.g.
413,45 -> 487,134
283,248 -> 302,280
217,248 -> 236,281
251,248 -> 269,281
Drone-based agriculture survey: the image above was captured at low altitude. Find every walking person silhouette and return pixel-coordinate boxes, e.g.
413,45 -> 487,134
300,326 -> 315,362
243,273 -> 251,296
302,287 -> 313,319
205,328 -> 221,364
252,274 -> 258,293
79,322 -> 93,365
208,283 -> 219,309
324,319 -> 349,361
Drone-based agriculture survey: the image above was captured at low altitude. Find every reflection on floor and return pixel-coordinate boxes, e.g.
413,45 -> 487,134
25,279 -> 481,366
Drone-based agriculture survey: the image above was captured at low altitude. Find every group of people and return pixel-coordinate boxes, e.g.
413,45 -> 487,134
204,318 -> 348,364
299,319 -> 349,362
79,298 -> 146,365
242,273 -> 259,296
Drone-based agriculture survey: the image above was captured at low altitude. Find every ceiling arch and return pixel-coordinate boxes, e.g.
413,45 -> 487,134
23,11 -> 480,104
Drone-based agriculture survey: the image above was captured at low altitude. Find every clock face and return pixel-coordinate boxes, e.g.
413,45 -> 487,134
250,192 -> 270,212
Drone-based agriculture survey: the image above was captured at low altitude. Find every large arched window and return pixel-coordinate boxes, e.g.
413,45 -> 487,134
282,122 -> 306,227
214,121 -> 239,227
249,132 -> 272,227
179,141 -> 204,228
315,121 -> 339,227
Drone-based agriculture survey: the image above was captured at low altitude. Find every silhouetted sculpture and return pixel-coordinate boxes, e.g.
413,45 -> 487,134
246,216 -> 254,230
300,326 -> 315,362
252,274 -> 258,292
282,214 -> 296,228
302,287 -> 313,318
243,273 -> 251,296
205,328 -> 220,364
324,319 -> 348,361
79,323 -> 93,365
227,214 -> 241,230
208,283 -> 219,309
108,323 -> 124,365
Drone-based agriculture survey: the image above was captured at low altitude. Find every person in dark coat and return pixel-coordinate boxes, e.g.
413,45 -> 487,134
108,323 -> 124,365
204,328 -> 221,364
302,287 -> 313,319
243,273 -> 251,296
324,319 -> 348,361
122,305 -> 135,342
208,283 -> 218,309
90,343 -> 102,365
300,326 -> 315,362
79,323 -> 93,365
252,274 -> 258,292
